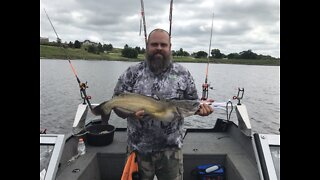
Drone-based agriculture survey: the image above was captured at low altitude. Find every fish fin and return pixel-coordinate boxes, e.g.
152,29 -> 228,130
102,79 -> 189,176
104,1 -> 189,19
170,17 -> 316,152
117,91 -> 134,97
117,92 -> 129,97
114,107 -> 135,119
115,107 -> 134,115
101,113 -> 111,124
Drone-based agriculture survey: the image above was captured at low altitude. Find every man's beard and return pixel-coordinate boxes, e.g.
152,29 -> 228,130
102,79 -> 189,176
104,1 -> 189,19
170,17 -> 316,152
146,51 -> 171,74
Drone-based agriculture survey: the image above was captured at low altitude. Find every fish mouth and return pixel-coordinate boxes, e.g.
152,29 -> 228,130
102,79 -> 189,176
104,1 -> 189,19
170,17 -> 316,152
175,102 -> 200,117
176,108 -> 198,117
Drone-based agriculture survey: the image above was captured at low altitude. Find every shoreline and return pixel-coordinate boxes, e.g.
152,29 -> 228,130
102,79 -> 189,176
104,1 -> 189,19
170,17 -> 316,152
40,57 -> 280,66
40,45 -> 280,66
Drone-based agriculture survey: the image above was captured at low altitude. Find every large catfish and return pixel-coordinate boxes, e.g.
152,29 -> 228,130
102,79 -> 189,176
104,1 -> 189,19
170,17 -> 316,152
92,92 -> 200,122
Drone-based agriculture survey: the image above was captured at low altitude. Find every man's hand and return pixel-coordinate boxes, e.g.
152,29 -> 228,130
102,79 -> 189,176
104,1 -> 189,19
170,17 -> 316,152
113,107 -> 144,120
196,99 -> 214,116
132,110 -> 144,119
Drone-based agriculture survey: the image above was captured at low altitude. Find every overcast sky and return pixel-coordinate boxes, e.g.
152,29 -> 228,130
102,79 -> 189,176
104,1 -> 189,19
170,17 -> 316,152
40,0 -> 280,58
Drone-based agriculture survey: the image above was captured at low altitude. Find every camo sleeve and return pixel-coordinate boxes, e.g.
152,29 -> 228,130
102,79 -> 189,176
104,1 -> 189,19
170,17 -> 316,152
171,63 -> 199,100
113,63 -> 144,118
184,69 -> 199,100
113,62 -> 144,95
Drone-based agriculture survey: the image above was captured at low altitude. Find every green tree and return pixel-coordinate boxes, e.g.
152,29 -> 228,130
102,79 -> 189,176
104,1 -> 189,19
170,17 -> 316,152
135,46 -> 141,54
211,49 -> 223,58
177,48 -> 184,56
227,53 -> 239,59
239,50 -> 258,59
195,51 -> 208,58
172,50 -> 176,56
74,40 -> 81,48
174,48 -> 189,57
103,43 -> 113,51
68,41 -> 74,48
182,51 -> 190,56
87,45 -> 98,54
107,44 -> 113,51
97,43 -> 104,53
122,45 -> 138,58
141,47 -> 145,54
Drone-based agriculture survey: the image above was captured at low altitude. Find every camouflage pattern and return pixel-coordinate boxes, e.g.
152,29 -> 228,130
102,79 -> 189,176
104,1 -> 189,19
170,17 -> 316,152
114,61 -> 198,154
114,61 -> 198,153
117,61 -> 197,179
125,146 -> 183,180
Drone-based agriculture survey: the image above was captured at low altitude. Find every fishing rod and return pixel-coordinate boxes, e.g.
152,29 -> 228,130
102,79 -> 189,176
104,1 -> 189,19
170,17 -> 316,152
140,0 -> 148,48
43,8 -> 94,111
169,0 -> 173,41
201,12 -> 214,100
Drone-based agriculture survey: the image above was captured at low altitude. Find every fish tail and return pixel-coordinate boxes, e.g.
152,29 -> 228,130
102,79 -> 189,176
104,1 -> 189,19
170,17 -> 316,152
101,113 -> 111,123
94,101 -> 112,124
92,101 -> 112,122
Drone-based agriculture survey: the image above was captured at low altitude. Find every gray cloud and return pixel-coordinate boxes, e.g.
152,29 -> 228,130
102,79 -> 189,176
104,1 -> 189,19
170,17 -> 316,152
40,0 -> 280,58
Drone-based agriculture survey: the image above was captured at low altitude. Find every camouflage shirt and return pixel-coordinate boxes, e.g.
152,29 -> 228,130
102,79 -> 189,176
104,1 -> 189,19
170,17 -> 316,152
114,61 -> 199,154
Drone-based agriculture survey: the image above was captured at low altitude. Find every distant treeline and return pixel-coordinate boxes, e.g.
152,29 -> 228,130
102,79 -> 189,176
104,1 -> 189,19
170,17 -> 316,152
40,39 -> 279,60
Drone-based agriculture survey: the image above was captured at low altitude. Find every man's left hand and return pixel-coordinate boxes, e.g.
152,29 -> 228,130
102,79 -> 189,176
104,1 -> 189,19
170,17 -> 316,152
196,99 -> 214,116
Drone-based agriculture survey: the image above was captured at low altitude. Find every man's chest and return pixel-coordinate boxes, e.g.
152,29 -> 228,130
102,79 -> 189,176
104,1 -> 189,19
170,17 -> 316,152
131,73 -> 187,100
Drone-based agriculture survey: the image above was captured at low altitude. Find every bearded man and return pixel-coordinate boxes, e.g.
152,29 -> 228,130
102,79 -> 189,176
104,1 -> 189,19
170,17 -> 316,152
113,28 -> 213,180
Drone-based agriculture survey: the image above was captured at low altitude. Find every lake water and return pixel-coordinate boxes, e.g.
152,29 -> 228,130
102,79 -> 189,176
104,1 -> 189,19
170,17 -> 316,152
40,59 -> 280,135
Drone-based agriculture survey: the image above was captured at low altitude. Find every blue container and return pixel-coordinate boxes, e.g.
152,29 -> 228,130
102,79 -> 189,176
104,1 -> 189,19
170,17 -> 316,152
192,164 -> 225,180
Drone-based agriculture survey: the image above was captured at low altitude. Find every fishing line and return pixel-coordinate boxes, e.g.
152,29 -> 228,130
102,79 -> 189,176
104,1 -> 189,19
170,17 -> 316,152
43,8 -> 93,111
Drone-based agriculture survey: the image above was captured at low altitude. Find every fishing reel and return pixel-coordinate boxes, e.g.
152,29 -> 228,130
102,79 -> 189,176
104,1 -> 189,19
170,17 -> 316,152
201,82 -> 213,100
79,81 -> 88,90
79,81 -> 92,105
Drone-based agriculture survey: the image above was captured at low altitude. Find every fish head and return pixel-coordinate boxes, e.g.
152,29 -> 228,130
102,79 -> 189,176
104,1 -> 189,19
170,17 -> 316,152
170,100 -> 200,118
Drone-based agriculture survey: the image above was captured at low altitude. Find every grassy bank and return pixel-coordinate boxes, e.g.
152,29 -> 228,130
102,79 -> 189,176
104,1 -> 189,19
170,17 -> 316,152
40,45 -> 280,66
40,45 -> 142,61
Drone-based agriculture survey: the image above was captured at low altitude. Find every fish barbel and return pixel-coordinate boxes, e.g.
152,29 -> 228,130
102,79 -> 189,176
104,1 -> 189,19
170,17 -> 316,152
92,92 -> 200,122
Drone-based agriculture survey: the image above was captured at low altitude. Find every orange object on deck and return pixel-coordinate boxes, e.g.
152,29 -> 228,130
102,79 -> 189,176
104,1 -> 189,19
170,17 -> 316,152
121,151 -> 139,180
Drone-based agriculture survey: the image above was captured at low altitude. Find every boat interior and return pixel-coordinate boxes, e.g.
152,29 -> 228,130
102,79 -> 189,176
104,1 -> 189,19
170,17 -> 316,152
40,102 -> 280,180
